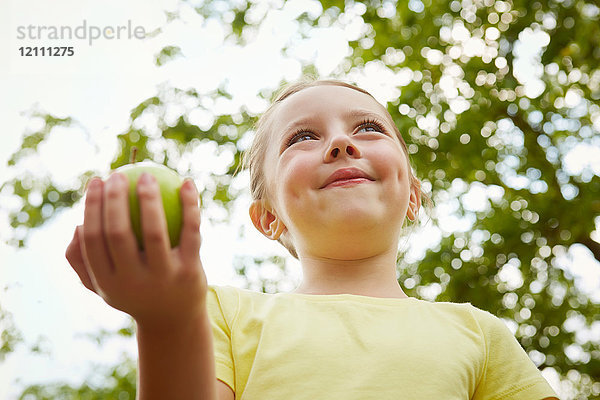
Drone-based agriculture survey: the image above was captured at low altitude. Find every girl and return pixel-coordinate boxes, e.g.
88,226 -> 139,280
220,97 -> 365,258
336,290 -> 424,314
65,79 -> 559,399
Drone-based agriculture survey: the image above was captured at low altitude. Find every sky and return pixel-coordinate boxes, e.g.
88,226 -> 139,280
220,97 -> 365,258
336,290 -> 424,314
0,0 -> 343,396
1,0 -> 599,398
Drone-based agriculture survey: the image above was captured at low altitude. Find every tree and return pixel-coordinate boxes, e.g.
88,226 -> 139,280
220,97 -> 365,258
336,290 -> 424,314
2,0 -> 598,398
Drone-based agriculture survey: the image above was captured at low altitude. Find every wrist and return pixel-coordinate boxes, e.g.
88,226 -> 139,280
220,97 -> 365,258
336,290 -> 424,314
135,301 -> 209,336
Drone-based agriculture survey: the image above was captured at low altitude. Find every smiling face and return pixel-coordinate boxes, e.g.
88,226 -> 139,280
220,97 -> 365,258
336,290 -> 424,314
249,84 -> 420,260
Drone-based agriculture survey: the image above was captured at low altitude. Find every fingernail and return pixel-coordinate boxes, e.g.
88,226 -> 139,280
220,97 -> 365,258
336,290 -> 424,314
108,172 -> 120,183
183,179 -> 196,192
139,172 -> 155,185
86,177 -> 101,191
106,173 -> 125,190
183,179 -> 201,205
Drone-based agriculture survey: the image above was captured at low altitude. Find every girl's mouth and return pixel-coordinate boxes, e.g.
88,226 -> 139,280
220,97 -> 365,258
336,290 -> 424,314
323,177 -> 372,189
320,167 -> 375,189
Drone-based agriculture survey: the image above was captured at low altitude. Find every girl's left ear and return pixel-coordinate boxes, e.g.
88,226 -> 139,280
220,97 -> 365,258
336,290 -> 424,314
406,179 -> 421,222
249,199 -> 287,240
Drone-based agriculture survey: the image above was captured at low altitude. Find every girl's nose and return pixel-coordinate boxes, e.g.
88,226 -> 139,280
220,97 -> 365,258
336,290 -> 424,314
324,135 -> 361,162
330,146 -> 355,157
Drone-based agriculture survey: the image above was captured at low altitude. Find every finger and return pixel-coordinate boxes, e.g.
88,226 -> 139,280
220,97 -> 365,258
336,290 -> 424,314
178,179 -> 201,263
65,225 -> 97,293
137,172 -> 171,271
82,177 -> 114,286
102,172 -> 142,275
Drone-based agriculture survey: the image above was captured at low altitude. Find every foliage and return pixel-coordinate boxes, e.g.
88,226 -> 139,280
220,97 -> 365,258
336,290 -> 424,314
1,85 -> 255,248
17,355 -> 137,400
154,45 -> 182,66
3,0 -> 599,398
0,303 -> 22,362
316,0 -> 599,396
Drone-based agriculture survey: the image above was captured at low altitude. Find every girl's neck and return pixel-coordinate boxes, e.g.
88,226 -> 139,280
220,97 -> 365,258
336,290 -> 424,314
293,249 -> 408,299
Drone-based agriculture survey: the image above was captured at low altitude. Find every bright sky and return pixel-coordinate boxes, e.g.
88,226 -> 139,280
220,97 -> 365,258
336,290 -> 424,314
1,0 -> 599,398
0,0 -> 339,396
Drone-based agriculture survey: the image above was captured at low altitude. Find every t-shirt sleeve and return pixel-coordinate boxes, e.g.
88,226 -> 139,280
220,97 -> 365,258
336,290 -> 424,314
471,307 -> 559,400
206,286 -> 237,392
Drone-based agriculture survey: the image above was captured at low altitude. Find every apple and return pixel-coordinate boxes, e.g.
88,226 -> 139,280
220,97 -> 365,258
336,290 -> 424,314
113,161 -> 184,249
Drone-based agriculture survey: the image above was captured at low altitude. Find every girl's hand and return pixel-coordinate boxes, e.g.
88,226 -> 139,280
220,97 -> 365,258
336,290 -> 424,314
65,172 -> 206,329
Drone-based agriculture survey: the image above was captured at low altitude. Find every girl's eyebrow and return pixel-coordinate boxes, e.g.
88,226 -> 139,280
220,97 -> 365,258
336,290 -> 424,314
281,109 -> 388,137
344,109 -> 388,122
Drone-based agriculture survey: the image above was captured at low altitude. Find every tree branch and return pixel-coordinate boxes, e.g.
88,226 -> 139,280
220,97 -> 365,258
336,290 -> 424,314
578,236 -> 600,264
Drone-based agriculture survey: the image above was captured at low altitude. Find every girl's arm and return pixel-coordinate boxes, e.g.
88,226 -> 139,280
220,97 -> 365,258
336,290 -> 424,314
65,172 -> 226,399
136,308 -> 217,399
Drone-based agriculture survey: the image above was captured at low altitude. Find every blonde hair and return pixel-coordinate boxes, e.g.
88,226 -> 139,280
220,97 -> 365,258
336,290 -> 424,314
243,78 -> 431,258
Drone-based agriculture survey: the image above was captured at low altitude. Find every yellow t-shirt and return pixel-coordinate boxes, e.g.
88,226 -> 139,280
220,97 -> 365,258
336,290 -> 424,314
207,285 -> 558,400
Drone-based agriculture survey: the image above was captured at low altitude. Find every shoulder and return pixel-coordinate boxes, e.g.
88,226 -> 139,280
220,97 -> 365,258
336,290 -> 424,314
456,302 -> 517,339
209,285 -> 270,303
425,299 -> 508,329
414,298 -> 498,327
207,285 -> 271,315
413,299 -> 520,350
207,286 -> 241,325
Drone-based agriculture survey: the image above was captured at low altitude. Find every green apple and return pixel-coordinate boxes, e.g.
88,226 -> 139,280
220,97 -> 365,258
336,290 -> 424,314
113,161 -> 184,249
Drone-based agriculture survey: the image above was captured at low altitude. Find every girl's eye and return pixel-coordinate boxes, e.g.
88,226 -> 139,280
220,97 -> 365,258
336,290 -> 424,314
286,131 -> 316,147
357,119 -> 387,134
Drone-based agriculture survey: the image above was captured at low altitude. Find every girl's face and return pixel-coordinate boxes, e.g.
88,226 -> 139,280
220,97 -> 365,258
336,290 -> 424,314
254,85 -> 420,260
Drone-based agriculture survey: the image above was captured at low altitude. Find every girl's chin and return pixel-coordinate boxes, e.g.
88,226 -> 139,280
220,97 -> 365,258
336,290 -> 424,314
306,213 -> 396,238
301,236 -> 394,260
323,204 -> 388,222
291,198 -> 406,236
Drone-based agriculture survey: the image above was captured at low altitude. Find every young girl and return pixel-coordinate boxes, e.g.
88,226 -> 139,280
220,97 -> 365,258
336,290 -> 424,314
65,79 -> 559,400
